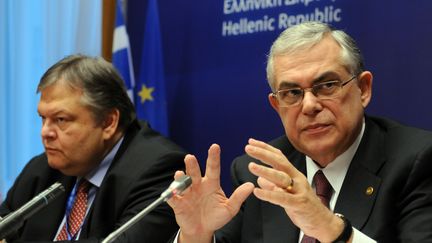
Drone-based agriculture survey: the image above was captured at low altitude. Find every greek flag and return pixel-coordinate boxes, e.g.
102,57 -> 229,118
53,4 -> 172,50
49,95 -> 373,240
112,0 -> 135,101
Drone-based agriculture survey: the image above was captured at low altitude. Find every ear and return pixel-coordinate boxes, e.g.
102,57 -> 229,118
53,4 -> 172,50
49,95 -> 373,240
102,108 -> 120,140
268,93 -> 280,112
357,71 -> 373,108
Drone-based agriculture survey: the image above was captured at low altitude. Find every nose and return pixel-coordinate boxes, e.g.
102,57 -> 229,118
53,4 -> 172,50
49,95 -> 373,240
41,120 -> 56,140
301,91 -> 323,115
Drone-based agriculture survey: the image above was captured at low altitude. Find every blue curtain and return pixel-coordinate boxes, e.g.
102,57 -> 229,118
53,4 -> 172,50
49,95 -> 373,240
0,0 -> 102,200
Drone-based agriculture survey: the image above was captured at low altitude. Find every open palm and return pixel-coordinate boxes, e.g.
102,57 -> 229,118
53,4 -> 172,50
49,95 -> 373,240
167,144 -> 254,241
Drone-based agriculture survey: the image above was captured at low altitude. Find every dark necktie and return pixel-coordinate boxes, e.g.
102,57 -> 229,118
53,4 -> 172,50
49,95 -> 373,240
301,170 -> 333,243
56,179 -> 90,241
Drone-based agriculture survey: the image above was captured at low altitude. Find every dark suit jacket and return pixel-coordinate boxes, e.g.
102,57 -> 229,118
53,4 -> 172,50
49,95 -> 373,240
216,116 -> 432,243
0,120 -> 186,243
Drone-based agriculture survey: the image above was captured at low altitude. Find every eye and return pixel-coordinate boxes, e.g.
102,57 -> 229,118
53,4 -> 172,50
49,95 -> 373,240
279,89 -> 303,99
56,117 -> 66,123
55,117 -> 70,129
314,81 -> 340,95
319,81 -> 338,89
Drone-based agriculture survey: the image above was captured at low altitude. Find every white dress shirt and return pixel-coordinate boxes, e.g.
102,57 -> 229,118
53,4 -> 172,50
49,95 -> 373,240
300,120 -> 375,243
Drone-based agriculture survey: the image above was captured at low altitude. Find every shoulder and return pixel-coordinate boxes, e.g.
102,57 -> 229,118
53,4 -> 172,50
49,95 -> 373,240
95,121 -> 187,214
108,120 -> 187,177
0,153 -> 64,213
364,116 -> 432,185
129,120 -> 187,156
367,116 -> 432,154
14,153 -> 61,183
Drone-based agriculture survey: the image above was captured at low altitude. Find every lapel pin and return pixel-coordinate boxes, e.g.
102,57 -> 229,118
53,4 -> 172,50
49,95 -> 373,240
365,186 -> 374,196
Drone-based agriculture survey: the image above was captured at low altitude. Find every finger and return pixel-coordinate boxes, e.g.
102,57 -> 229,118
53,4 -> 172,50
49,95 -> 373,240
257,177 -> 277,191
248,138 -> 281,154
253,187 -> 292,208
184,154 -> 202,186
166,192 -> 189,210
174,170 -> 186,180
173,171 -> 194,196
204,144 -> 221,181
245,143 -> 287,171
245,140 -> 291,172
166,198 -> 175,208
257,177 -> 289,194
245,140 -> 298,176
226,182 -> 255,215
249,162 -> 292,189
166,189 -> 182,208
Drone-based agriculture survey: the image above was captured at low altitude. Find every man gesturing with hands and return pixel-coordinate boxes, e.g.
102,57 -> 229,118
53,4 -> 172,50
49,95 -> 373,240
168,144 -> 254,243
168,22 -> 432,243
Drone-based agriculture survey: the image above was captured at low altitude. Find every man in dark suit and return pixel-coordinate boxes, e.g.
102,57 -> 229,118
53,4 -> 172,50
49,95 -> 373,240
0,55 -> 186,242
167,22 -> 432,243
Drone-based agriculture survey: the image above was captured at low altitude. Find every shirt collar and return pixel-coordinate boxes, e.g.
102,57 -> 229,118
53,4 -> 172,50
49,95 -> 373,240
83,136 -> 124,188
305,119 -> 365,195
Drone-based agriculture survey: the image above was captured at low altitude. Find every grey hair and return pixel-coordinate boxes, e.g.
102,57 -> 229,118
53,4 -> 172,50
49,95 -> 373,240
37,54 -> 136,130
266,21 -> 364,91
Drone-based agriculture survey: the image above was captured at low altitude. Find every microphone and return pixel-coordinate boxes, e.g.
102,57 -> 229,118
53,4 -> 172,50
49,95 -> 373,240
0,182 -> 65,239
160,175 -> 192,200
102,175 -> 192,243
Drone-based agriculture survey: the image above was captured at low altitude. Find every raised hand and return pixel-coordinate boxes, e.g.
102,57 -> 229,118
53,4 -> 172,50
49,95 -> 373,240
245,138 -> 345,243
167,144 -> 254,243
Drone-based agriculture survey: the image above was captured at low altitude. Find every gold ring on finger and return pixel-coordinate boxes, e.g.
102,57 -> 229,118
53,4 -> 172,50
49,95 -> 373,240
286,177 -> 294,191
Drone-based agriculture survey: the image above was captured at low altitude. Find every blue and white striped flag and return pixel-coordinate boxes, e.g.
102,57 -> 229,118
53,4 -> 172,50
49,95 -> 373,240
112,0 -> 169,136
112,0 -> 135,102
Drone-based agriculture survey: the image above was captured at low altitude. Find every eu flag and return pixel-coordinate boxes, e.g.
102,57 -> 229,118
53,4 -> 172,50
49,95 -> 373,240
112,0 -> 169,136
135,0 -> 169,136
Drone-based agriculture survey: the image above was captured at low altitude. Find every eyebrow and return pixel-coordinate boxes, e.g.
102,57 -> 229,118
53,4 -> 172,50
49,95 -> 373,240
277,71 -> 342,90
37,107 -> 70,118
312,71 -> 341,84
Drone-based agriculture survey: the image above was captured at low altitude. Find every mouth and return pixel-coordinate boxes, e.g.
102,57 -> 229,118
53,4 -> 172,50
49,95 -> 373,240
45,147 -> 60,153
302,123 -> 331,134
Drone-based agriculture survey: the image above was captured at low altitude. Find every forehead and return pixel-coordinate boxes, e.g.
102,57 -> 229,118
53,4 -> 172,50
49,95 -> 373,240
37,82 -> 86,115
273,37 -> 347,89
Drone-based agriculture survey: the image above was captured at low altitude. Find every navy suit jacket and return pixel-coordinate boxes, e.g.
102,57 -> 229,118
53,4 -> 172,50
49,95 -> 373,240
0,120 -> 186,243
216,116 -> 432,243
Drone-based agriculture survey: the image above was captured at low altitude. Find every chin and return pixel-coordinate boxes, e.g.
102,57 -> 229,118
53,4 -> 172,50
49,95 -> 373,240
302,141 -> 334,157
47,158 -> 68,171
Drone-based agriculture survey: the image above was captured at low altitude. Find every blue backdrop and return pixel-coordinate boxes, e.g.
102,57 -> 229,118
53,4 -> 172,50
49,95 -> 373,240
126,0 -> 432,193
0,0 -> 101,198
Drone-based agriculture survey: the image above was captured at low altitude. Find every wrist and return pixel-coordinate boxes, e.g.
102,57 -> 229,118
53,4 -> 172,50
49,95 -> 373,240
331,213 -> 353,243
317,213 -> 345,243
179,230 -> 214,243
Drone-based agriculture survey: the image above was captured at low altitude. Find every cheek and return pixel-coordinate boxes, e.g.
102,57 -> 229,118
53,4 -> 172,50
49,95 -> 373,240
80,130 -> 106,154
278,110 -> 299,136
335,100 -> 363,134
59,129 -> 94,155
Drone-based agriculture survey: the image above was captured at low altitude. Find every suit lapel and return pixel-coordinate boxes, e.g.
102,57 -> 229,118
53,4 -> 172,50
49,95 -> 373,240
335,118 -> 385,229
47,177 -> 76,238
258,124 -> 385,242
23,176 -> 76,240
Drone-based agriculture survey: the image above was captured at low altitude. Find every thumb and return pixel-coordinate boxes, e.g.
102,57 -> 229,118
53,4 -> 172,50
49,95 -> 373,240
226,182 -> 254,215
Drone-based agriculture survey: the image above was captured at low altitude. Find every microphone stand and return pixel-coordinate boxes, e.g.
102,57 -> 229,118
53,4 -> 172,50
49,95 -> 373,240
0,182 -> 65,239
101,196 -> 165,243
101,175 -> 191,243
